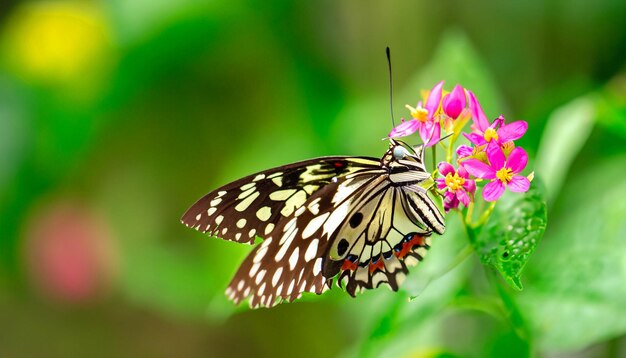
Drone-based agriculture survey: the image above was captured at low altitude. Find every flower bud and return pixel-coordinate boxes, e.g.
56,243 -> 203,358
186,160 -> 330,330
442,85 -> 466,119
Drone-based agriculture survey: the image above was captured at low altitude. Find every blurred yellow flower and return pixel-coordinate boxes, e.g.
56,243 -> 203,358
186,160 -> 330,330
2,1 -> 112,84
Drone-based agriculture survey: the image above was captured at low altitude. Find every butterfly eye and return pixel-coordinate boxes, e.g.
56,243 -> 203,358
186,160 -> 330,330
393,146 -> 408,160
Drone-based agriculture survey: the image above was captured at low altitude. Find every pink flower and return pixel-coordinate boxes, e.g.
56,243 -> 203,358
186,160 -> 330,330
388,81 -> 444,147
463,144 -> 530,202
436,162 -> 476,211
465,92 -> 528,148
442,84 -> 466,119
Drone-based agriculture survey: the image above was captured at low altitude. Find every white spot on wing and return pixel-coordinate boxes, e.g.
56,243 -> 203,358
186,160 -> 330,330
256,206 -> 272,221
249,262 -> 260,277
210,198 -> 222,207
275,227 -> 298,261
281,191 -> 307,216
264,223 -> 275,235
236,218 -> 247,228
253,174 -> 265,181
302,213 -> 329,239
215,215 -> 224,225
288,247 -> 300,270
272,268 -> 283,286
254,245 -> 268,263
248,229 -> 256,238
313,257 -> 322,276
207,207 -> 217,216
255,270 -> 266,284
236,191 -> 260,212
195,213 -> 201,220
304,239 -> 319,262
272,176 -> 283,187
269,189 -> 297,201
241,182 -> 255,191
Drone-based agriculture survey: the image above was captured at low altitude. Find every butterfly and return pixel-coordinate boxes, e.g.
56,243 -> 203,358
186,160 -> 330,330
181,138 -> 445,308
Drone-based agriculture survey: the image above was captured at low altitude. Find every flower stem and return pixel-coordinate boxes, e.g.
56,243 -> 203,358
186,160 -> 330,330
477,201 -> 497,227
465,201 -> 474,224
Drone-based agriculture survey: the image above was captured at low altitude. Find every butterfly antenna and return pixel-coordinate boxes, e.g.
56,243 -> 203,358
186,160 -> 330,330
386,47 -> 396,128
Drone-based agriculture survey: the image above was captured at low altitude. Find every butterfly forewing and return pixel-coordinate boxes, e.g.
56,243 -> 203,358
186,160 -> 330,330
181,157 -> 382,244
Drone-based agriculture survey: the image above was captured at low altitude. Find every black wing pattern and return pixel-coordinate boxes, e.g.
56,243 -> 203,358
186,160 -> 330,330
181,157 -> 382,244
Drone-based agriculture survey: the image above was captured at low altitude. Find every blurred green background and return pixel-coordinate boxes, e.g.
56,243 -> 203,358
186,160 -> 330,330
1,0 -> 626,357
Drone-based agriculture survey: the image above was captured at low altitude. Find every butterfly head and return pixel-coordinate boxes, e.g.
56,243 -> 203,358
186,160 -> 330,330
383,138 -> 431,185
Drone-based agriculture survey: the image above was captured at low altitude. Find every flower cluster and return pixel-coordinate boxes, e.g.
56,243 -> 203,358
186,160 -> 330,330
388,81 -> 533,212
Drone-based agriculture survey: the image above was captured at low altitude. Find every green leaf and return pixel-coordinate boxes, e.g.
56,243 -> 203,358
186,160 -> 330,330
474,180 -> 548,290
517,156 -> 626,350
535,95 -> 595,204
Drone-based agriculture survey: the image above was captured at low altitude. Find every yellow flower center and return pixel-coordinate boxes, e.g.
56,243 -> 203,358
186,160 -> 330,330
445,172 -> 465,191
484,127 -> 499,142
496,167 -> 513,183
406,104 -> 429,123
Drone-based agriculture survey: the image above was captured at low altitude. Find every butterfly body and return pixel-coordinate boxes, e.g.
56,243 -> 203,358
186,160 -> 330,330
181,139 -> 444,308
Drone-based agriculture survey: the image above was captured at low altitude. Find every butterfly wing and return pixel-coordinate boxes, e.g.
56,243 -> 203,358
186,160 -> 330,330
225,170 -> 385,307
325,184 -> 445,296
224,170 -> 445,307
181,157 -> 383,244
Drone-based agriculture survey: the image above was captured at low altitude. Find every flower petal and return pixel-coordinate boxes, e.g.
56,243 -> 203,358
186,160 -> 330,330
436,178 -> 447,190
388,119 -> 419,138
457,189 -> 470,206
443,191 -> 459,212
483,180 -> 505,202
463,132 -> 486,147
457,164 -> 469,178
463,179 -> 476,194
506,147 -> 528,174
486,142 -> 506,169
425,80 -> 444,116
456,144 -> 474,159
442,85 -> 466,119
463,159 -> 496,179
438,162 -> 455,176
498,120 -> 528,142
420,121 -> 440,147
508,176 -> 530,192
467,90 -> 490,132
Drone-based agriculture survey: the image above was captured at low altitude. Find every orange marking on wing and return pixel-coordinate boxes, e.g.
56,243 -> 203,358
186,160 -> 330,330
341,259 -> 357,271
395,234 -> 426,259
369,258 -> 385,273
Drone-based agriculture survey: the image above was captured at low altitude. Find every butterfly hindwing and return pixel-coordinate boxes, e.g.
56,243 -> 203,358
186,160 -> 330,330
327,185 -> 442,296
181,157 -> 381,244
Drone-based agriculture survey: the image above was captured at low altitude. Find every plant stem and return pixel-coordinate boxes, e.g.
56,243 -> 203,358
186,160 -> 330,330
465,201 -> 474,224
477,201 -> 497,226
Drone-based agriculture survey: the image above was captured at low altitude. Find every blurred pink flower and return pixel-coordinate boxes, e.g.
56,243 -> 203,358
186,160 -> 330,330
23,202 -> 118,303
436,162 -> 476,211
463,145 -> 530,201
